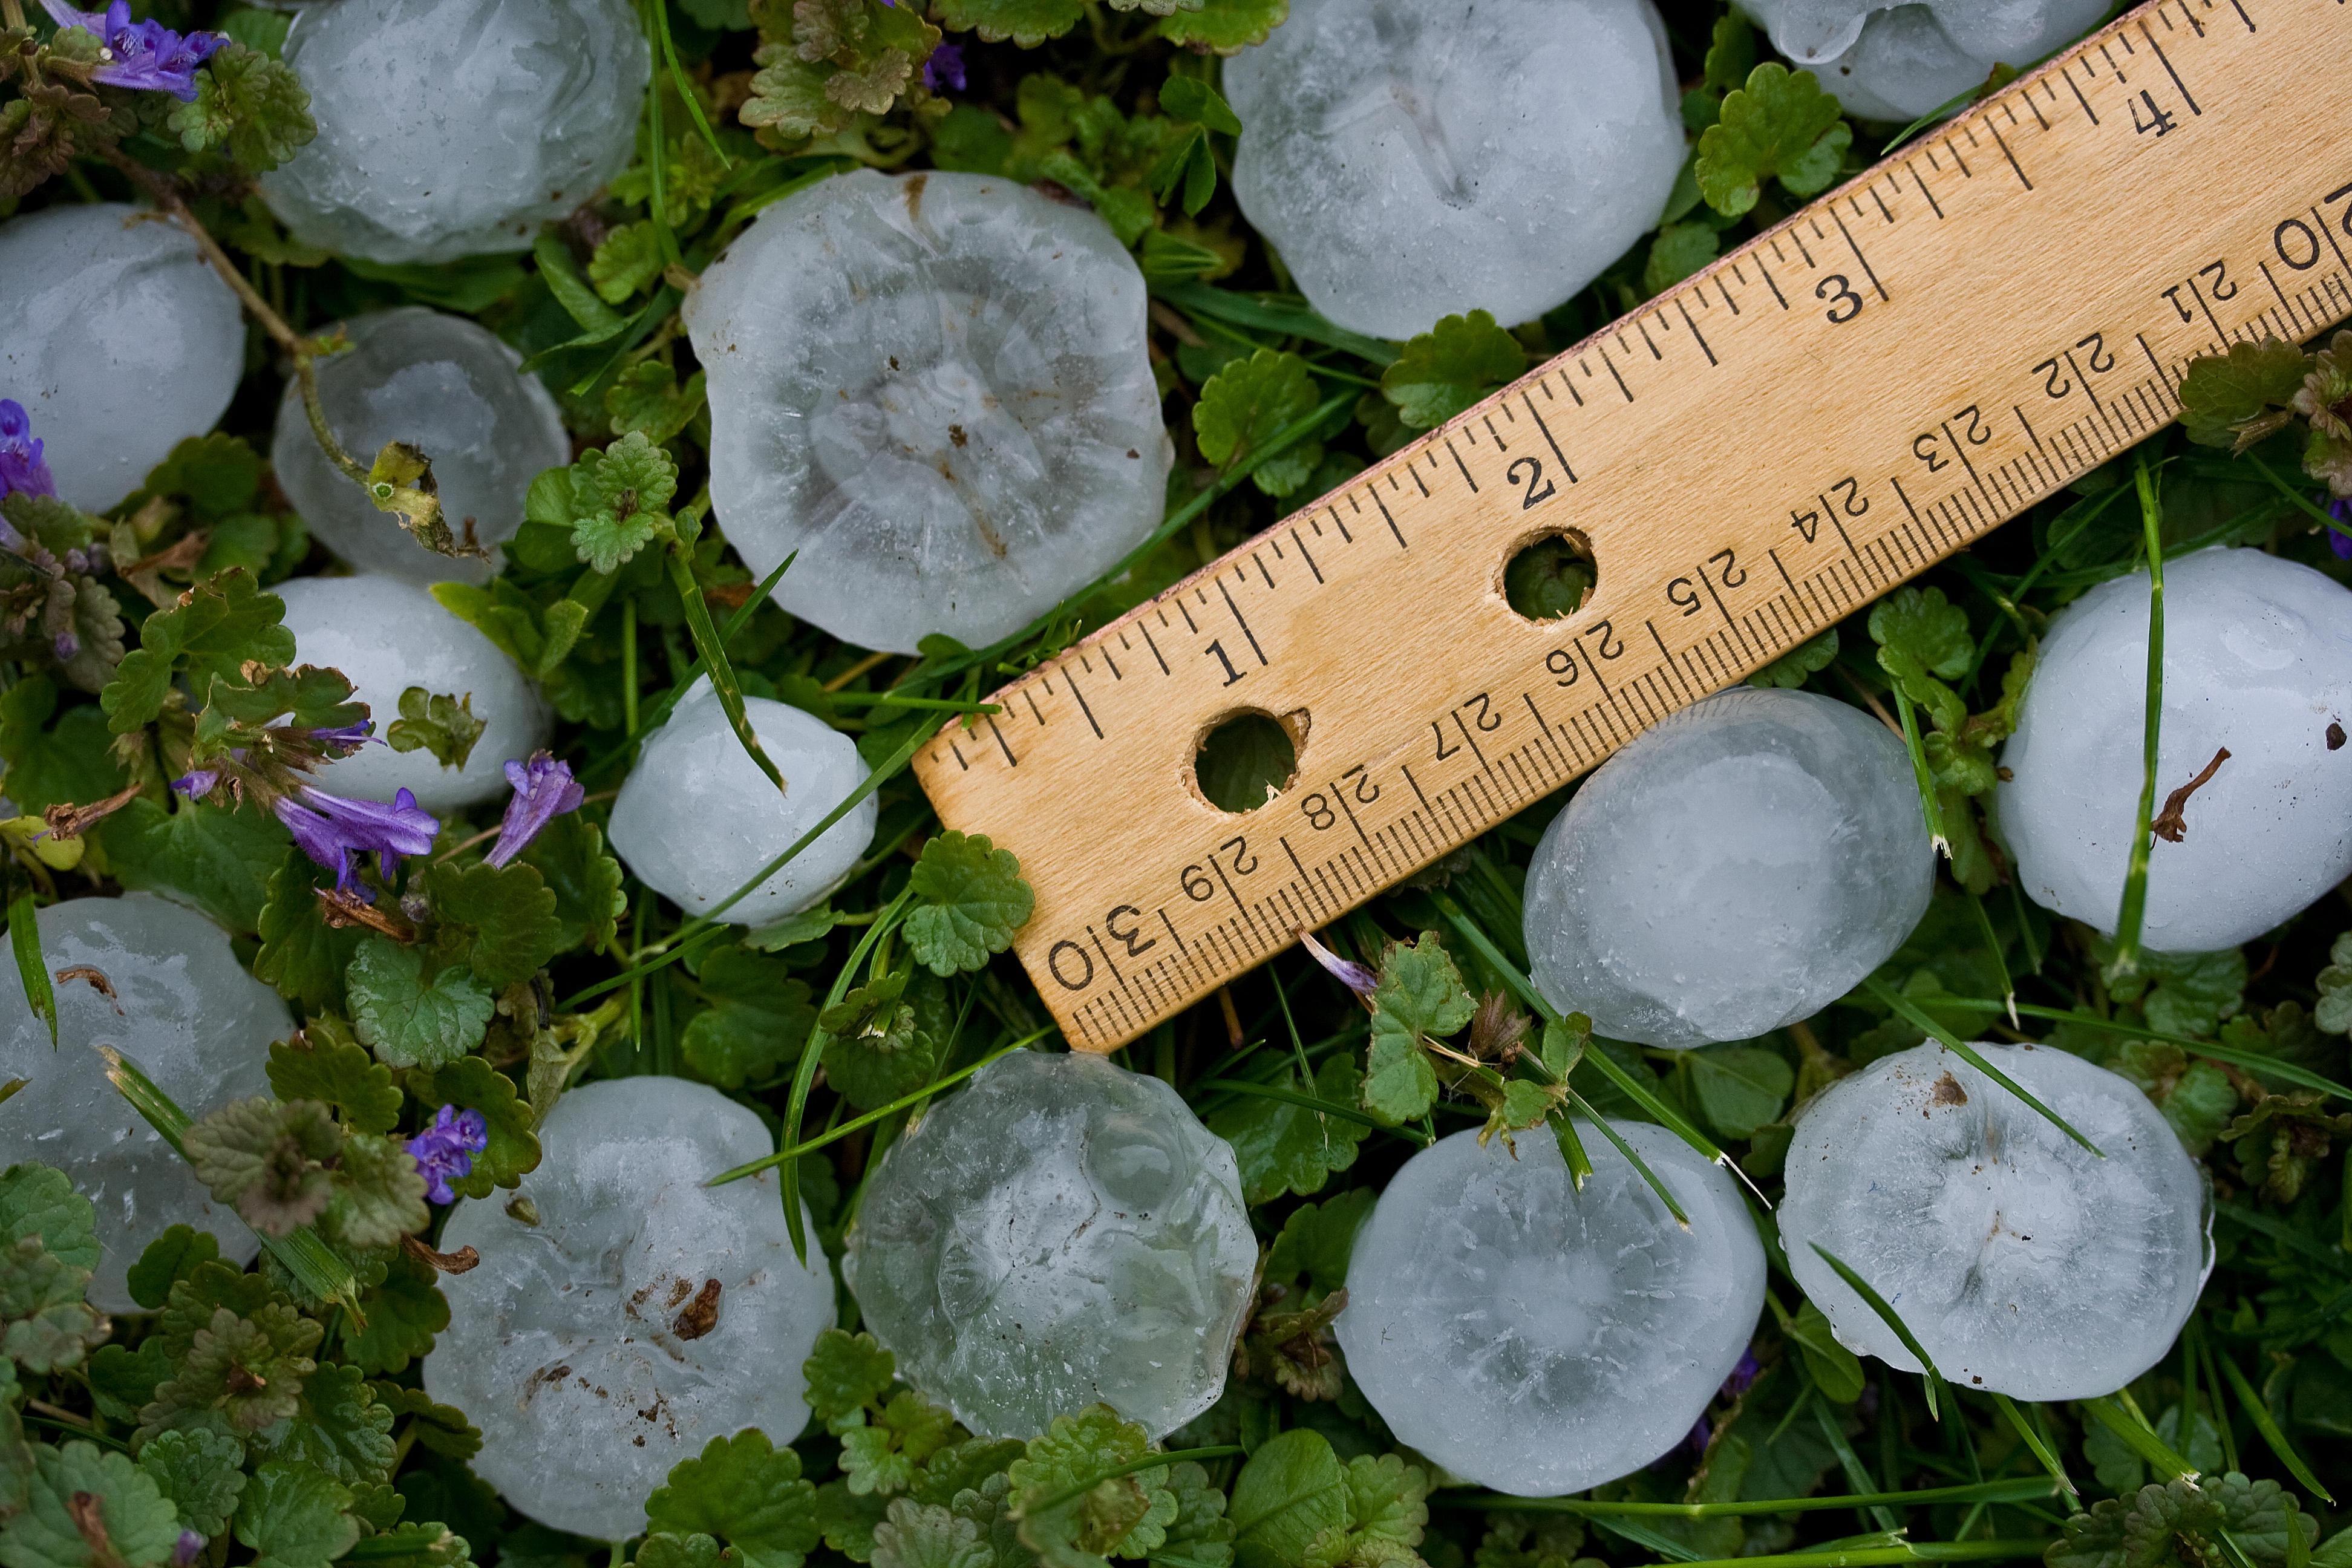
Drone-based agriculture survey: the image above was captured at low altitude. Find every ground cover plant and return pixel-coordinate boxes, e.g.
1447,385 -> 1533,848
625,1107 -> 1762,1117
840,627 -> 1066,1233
0,4 -> 2348,1568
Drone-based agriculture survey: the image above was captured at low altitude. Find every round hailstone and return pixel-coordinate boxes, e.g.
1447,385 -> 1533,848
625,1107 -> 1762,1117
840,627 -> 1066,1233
684,169 -> 1174,654
425,1077 -> 835,1542
259,0 -> 649,264
608,681 -> 876,925
0,895 -> 286,1313
276,574 -> 550,813
1998,547 -> 2352,952
272,309 -> 570,585
0,203 -> 244,512
1223,0 -> 1684,341
844,1051 -> 1255,1440
1780,1040 -> 2209,1400
1523,686 -> 1933,1048
1733,0 -> 2108,121
1336,1120 -> 1763,1497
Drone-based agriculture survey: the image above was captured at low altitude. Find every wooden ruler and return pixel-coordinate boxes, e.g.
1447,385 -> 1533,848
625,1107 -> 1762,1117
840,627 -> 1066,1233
913,0 -> 2352,1053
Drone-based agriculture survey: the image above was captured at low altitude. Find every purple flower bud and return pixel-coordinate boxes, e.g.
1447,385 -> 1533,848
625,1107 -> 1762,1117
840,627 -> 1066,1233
173,1531 -> 204,1568
0,400 -> 56,503
923,42 -> 965,93
408,1103 -> 491,1204
274,784 -> 440,891
171,769 -> 222,800
39,1 -> 224,100
51,631 -> 78,662
2328,496 -> 2352,561
486,751 -> 584,869
1721,1346 -> 1760,1398
1299,928 -> 1378,998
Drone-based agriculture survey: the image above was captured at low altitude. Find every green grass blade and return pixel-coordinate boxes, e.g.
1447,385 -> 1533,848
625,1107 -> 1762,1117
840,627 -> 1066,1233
1811,1391 -> 1902,1533
2108,450 -> 2167,977
1656,1548 -> 2048,1568
1809,1242 -> 1949,1422
667,535 -> 786,796
1586,1515 -> 1704,1563
1965,891 -> 2015,1028
9,892 -> 54,1048
582,552 -> 796,783
1857,975 -> 2103,1157
2211,1345 -> 2335,1502
1192,1077 -> 1391,1133
2082,1394 -> 2195,1481
1887,682 -> 1950,855
1925,1001 -> 2352,1100
1149,281 -> 1400,364
1990,1394 -> 2077,1509
1454,1480 -> 2057,1520
1561,1095 -> 1689,1225
648,0 -> 728,163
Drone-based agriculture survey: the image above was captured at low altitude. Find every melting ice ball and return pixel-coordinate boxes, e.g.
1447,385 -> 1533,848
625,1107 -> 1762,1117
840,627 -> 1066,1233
425,1077 -> 835,1542
1998,547 -> 2352,952
1336,1121 -> 1763,1497
1524,687 -> 1933,1048
259,0 -> 649,264
272,309 -> 570,585
1224,0 -> 1684,341
1733,0 -> 2108,122
1782,1041 -> 2209,1400
609,681 -> 875,924
0,203 -> 244,512
276,574 -> 551,813
844,1051 -> 1255,1440
685,169 -> 1174,654
0,896 -> 286,1313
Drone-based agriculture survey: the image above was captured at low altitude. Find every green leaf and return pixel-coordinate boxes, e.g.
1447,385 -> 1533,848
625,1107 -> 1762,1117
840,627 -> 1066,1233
1363,933 -> 1472,1126
347,938 -> 496,1070
0,1161 -> 95,1276
805,1329 -> 897,1426
125,1225 -> 221,1312
102,569 -> 293,734
0,680 -> 126,812
1380,311 -> 1525,432
423,861 -> 566,990
140,435 -> 265,521
254,851 -> 365,1013
339,1254 -> 450,1378
0,1164 -> 103,1371
97,797 -> 291,933
246,1362 -> 396,1488
1160,77 -> 1242,134
1868,586 -> 1972,682
1687,1046 -> 1793,1140
873,1500 -> 995,1568
903,832 -> 1036,975
1749,627 -> 1838,690
368,1383 -> 479,1462
519,813 -> 627,953
386,688 -> 486,773
1206,1055 -> 1367,1206
2,1441 -> 185,1568
236,1462 -> 359,1568
2048,1475 -> 2302,1568
1695,63 -> 1851,218
268,1023 -> 402,1136
533,231 -> 626,335
932,0 -> 1083,47
841,1394 -> 957,1497
1156,0 -> 1287,51
1642,222 -> 1720,299
589,221 -> 667,304
2178,339 -> 2316,449
1262,1186 -> 1373,1297
645,1430 -> 822,1568
403,1056 -> 540,1197
181,1096 -> 342,1237
1785,1299 -> 1865,1403
1008,1405 -> 1175,1568
684,946 -> 817,1091
2106,1040 -> 2240,1154
1195,351 -> 1319,476
642,1534 -> 732,1568
137,1428 -> 247,1538
607,362 -> 709,444
2099,939 -> 2247,1038
315,1134 -> 429,1252
167,41 -> 316,172
1229,1431 -> 1346,1568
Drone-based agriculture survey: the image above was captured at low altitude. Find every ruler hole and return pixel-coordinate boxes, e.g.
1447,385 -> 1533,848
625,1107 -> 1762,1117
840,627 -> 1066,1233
1502,531 -> 1598,621
1193,709 -> 1302,813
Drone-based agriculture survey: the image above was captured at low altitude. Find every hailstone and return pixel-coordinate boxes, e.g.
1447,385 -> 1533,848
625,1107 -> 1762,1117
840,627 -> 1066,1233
1224,0 -> 1685,341
275,574 -> 550,812
1524,687 -> 1933,1048
684,169 -> 1174,654
425,1077 -> 835,1542
0,203 -> 244,512
1997,547 -> 2352,952
272,309 -> 570,584
1336,1120 -> 1764,1497
843,1051 -> 1255,1441
259,0 -> 650,265
1780,1040 -> 2209,1400
0,895 -> 287,1313
1733,1 -> 2109,122
609,680 -> 876,924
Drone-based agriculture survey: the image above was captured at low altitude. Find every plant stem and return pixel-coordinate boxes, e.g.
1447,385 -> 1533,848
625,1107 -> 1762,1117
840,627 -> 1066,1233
2108,449 -> 2167,979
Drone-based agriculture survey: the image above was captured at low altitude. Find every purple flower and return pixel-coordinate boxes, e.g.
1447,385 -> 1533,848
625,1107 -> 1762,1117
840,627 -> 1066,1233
2328,496 -> 2352,561
171,768 -> 221,800
1299,928 -> 1377,998
486,751 -> 584,869
407,1103 -> 489,1204
51,631 -> 77,662
274,784 -> 439,890
39,1 -> 223,100
923,42 -> 965,92
0,400 -> 56,501
172,1532 -> 204,1568
1720,1346 -> 1760,1398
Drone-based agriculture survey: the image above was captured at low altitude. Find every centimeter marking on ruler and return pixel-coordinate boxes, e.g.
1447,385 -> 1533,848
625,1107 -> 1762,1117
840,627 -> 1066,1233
913,0 -> 2352,1054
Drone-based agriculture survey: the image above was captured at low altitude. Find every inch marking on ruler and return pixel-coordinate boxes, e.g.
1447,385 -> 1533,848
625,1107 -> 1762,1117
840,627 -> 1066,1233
912,0 -> 2352,1053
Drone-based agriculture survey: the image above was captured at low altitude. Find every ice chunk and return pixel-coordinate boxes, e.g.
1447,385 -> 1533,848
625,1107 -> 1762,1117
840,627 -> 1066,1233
276,574 -> 550,813
844,1051 -> 1255,1440
1781,1040 -> 2209,1399
1336,1120 -> 1762,1497
609,681 -> 875,924
272,309 -> 570,585
1733,1 -> 2108,121
1998,547 -> 2352,952
0,895 -> 285,1313
684,170 -> 1174,654
425,1077 -> 834,1541
259,0 -> 650,265
1224,0 -> 1684,341
0,203 -> 244,512
1524,687 -> 1933,1048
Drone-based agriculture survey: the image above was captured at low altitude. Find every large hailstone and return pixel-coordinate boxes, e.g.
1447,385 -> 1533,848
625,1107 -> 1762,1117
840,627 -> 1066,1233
1782,1041 -> 2209,1399
610,681 -> 877,924
1734,1 -> 2108,122
425,1077 -> 834,1542
0,203 -> 244,512
1224,0 -> 1684,341
844,1051 -> 1255,1440
685,170 -> 1174,654
1336,1121 -> 1764,1497
1998,548 -> 2352,952
0,896 -> 286,1313
272,309 -> 570,584
1524,687 -> 1933,1048
276,575 -> 550,812
259,0 -> 650,264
